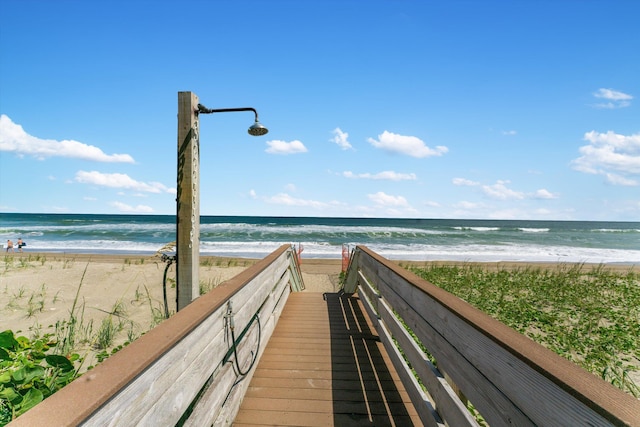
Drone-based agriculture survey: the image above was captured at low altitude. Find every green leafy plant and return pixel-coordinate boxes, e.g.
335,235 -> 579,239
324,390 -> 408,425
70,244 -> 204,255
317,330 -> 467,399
0,330 -> 81,425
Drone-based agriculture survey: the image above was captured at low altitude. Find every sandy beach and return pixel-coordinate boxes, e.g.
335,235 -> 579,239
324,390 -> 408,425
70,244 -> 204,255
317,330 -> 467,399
1,252 -> 637,368
0,253 -> 343,365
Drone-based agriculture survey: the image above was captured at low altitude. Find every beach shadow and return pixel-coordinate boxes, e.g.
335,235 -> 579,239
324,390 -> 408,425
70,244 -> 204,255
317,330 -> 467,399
324,291 -> 416,426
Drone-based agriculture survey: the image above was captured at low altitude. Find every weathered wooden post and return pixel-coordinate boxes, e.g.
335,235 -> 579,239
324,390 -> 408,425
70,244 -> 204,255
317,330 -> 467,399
176,91 -> 200,311
175,93 -> 268,311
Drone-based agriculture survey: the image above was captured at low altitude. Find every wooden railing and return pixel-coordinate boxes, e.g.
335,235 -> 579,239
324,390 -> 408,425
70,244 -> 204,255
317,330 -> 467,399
10,244 -> 304,427
343,245 -> 640,427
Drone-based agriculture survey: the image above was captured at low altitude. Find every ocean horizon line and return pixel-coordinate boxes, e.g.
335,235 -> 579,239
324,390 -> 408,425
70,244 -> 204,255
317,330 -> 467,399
3,212 -> 640,225
0,211 -> 640,224
2,213 -> 638,265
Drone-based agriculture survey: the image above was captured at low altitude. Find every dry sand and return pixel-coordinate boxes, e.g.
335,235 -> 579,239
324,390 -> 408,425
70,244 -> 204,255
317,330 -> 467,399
0,253 -> 343,365
1,252 -> 636,368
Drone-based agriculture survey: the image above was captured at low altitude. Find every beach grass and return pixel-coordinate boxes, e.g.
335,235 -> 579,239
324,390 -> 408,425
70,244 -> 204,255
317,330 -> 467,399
0,253 -> 259,424
3,253 -> 638,424
404,262 -> 640,397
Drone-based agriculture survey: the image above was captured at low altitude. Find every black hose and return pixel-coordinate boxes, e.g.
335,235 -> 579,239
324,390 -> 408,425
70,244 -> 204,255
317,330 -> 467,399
227,311 -> 261,377
161,254 -> 175,319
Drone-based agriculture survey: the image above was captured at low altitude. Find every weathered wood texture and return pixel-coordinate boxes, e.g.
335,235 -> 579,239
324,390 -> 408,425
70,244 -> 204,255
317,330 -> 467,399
10,245 -> 303,427
344,245 -> 640,427
235,291 -> 422,426
176,91 -> 200,310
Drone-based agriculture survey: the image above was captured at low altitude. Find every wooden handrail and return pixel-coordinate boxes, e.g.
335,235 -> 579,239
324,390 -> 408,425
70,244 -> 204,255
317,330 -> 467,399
10,244 -> 303,427
344,245 -> 640,427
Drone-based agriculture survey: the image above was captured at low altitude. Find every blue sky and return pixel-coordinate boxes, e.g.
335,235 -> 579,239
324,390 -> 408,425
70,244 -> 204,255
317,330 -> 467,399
1,0 -> 638,220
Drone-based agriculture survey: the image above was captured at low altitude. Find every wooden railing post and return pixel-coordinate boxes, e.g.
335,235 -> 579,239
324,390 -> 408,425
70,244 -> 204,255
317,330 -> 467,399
176,91 -> 200,311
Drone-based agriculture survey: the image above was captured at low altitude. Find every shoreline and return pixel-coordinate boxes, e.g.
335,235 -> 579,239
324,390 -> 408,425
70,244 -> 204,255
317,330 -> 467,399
3,213 -> 639,266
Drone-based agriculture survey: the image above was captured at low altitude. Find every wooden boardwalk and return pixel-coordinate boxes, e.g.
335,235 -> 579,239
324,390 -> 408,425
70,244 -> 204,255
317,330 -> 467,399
234,291 -> 421,426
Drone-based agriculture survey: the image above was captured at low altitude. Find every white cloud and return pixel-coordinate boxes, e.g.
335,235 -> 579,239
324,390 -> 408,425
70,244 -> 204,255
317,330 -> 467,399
367,131 -> 448,158
594,102 -> 620,109
368,191 -> 409,207
592,88 -> 633,109
265,193 -> 328,209
604,173 -> 638,186
454,201 -> 482,210
75,171 -> 175,193
502,130 -> 517,136
254,189 -> 345,211
453,177 -> 479,186
457,177 -> 559,201
331,128 -> 352,150
534,208 -> 553,216
423,200 -> 441,208
110,201 -> 155,213
265,139 -> 308,155
594,88 -> 632,101
583,130 -> 640,151
0,115 -> 135,163
482,180 -> 525,200
342,170 -> 417,181
388,207 -> 419,216
571,130 -> 640,185
487,209 -> 519,220
532,189 -> 558,199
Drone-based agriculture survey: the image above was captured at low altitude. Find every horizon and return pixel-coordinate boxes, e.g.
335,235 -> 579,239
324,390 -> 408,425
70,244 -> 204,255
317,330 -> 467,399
2,212 -> 638,225
2,213 -> 638,263
1,1 -> 638,221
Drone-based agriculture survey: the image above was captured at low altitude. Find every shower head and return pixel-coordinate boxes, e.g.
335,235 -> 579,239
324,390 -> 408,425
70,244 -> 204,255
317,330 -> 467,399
248,120 -> 269,136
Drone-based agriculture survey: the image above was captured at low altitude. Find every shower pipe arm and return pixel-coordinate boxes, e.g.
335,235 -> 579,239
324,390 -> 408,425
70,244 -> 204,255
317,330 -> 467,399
196,104 -> 260,121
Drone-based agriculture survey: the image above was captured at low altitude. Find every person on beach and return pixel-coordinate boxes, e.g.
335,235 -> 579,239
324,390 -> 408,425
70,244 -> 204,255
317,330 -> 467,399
17,238 -> 25,252
6,239 -> 14,252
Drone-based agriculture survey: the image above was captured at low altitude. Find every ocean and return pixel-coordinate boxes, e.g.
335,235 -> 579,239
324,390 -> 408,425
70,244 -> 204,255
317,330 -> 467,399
1,213 -> 639,264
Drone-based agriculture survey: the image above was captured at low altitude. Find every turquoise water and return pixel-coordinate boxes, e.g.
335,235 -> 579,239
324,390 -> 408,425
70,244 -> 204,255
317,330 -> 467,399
1,213 -> 639,264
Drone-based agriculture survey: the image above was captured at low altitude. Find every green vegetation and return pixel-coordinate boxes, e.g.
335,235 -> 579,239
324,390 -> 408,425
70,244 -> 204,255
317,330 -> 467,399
199,277 -> 221,295
3,255 -> 48,272
201,256 -> 251,268
142,285 -> 166,327
0,331 -> 80,424
123,258 -> 146,266
94,300 -> 127,350
405,263 -> 640,397
0,257 -> 181,424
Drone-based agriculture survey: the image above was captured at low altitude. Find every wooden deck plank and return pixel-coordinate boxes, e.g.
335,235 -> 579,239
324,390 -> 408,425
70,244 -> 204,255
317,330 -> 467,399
234,291 -> 421,426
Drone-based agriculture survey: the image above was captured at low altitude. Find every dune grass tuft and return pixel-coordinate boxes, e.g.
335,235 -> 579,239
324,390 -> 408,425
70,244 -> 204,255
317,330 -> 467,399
408,263 -> 640,397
